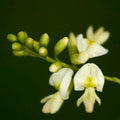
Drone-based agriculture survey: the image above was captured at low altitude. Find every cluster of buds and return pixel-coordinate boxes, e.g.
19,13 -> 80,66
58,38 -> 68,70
8,26 -> 120,115
7,32 -> 49,57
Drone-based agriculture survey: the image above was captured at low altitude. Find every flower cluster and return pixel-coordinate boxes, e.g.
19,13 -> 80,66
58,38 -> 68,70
40,26 -> 110,114
8,26 -> 120,114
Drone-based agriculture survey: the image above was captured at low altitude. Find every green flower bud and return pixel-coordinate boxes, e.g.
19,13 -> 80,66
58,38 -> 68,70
7,34 -> 17,42
54,37 -> 69,55
68,32 -> 78,56
12,42 -> 23,51
40,33 -> 49,47
39,47 -> 48,57
13,50 -> 28,57
17,31 -> 28,44
49,62 -> 62,72
25,37 -> 34,49
71,52 -> 89,64
33,41 -> 40,52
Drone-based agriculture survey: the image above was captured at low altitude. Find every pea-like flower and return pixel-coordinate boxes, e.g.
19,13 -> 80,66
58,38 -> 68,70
74,63 -> 104,113
76,34 -> 108,63
40,68 -> 74,114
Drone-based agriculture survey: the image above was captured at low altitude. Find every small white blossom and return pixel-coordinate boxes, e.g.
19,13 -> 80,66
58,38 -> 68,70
49,68 -> 74,99
41,68 -> 73,114
40,91 -> 64,114
76,34 -> 108,60
74,63 -> 104,113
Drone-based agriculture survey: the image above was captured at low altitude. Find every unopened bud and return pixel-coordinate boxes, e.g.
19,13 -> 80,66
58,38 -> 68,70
71,52 -> 89,64
13,50 -> 28,56
54,37 -> 69,55
17,31 -> 28,44
25,37 -> 34,48
33,41 -> 40,52
49,62 -> 62,72
7,34 -> 17,42
40,33 -> 49,47
68,32 -> 78,55
39,47 -> 48,57
12,42 -> 22,51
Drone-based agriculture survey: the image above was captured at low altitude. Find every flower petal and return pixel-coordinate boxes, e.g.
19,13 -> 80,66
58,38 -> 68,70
42,98 -> 53,114
76,34 -> 88,52
86,43 -> 108,58
74,63 -> 104,91
93,31 -> 110,45
50,92 -> 64,114
49,68 -> 71,87
89,64 -> 104,92
60,68 -> 73,99
83,88 -> 96,113
40,93 -> 55,103
74,63 -> 92,91
93,27 -> 104,41
86,26 -> 94,40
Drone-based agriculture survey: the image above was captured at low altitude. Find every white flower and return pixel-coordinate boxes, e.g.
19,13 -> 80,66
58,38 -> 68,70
41,68 -> 74,114
49,68 -> 74,99
86,26 -> 110,45
40,91 -> 64,114
74,63 -> 104,113
76,34 -> 108,60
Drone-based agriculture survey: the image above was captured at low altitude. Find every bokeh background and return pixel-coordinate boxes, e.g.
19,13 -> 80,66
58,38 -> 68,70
0,0 -> 120,120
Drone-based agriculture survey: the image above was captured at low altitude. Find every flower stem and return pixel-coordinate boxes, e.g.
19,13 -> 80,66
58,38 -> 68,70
104,76 -> 120,84
24,46 -> 79,70
23,46 -> 120,85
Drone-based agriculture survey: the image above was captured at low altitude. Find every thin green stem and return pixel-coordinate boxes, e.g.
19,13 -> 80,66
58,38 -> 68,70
54,55 -> 79,71
24,46 -> 120,85
104,76 -> 120,84
24,46 -> 79,70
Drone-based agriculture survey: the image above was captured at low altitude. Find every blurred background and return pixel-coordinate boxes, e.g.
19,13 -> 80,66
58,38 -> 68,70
0,0 -> 120,120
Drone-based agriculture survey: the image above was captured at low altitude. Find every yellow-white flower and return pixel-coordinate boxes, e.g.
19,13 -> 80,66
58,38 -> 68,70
76,34 -> 108,62
41,68 -> 74,114
75,26 -> 110,64
74,63 -> 104,113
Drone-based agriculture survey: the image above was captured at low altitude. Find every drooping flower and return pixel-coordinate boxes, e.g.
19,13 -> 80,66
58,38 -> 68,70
41,68 -> 74,114
74,63 -> 104,113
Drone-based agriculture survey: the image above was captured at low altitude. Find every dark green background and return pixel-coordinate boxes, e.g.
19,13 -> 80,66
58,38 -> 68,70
0,0 -> 120,120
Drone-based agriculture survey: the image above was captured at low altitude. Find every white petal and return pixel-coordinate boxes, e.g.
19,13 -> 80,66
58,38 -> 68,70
86,63 -> 104,92
74,64 -> 92,91
50,92 -> 64,114
93,27 -> 104,42
40,93 -> 55,103
86,43 -> 108,58
76,34 -> 88,52
60,68 -> 73,99
49,68 -> 71,86
74,63 -> 104,91
42,98 -> 53,114
86,26 -> 94,40
94,31 -> 110,45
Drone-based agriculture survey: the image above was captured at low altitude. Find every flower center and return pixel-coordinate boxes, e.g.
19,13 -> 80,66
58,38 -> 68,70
54,80 -> 61,90
84,77 -> 95,88
87,39 -> 94,47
